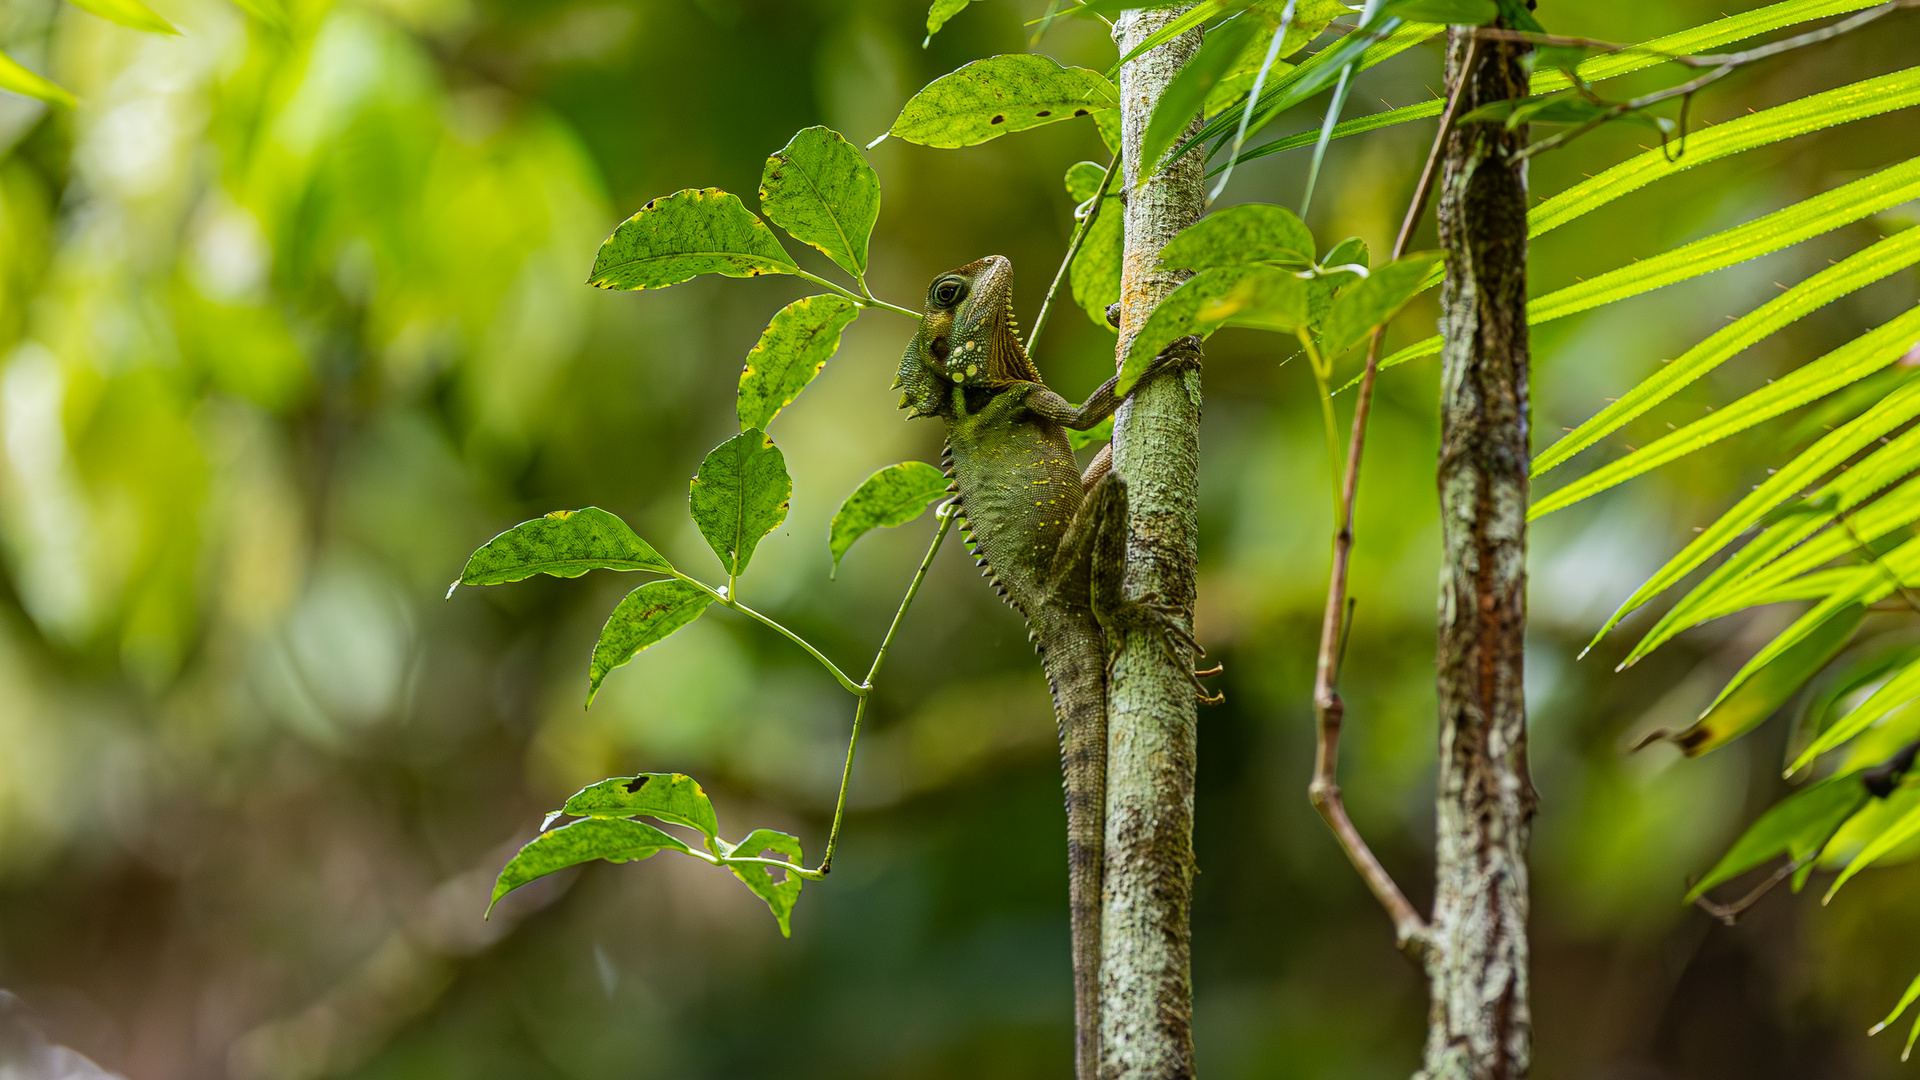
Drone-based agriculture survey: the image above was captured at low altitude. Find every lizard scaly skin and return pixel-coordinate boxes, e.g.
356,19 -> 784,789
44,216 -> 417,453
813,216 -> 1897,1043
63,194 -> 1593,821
895,256 -> 1196,1079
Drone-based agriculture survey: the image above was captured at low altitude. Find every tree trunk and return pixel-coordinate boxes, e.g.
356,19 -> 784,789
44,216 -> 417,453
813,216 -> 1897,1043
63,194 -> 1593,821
1102,8 -> 1205,1080
1421,23 -> 1537,1080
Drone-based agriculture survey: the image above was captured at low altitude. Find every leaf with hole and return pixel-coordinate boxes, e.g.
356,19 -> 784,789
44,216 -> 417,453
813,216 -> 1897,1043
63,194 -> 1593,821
725,828 -> 805,937
588,579 -> 715,704
829,462 -> 949,575
758,127 -> 881,280
489,817 -> 691,915
452,508 -> 672,595
886,54 -> 1118,149
563,773 -> 722,848
737,295 -> 861,432
690,429 -> 792,579
589,188 -> 796,290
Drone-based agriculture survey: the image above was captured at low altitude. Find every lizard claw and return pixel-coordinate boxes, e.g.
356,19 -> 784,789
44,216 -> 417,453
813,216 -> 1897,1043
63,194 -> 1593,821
1112,592 -> 1223,704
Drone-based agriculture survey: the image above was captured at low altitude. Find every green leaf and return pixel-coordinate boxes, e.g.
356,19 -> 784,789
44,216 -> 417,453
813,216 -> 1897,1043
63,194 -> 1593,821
886,54 -> 1118,149
0,48 -> 75,109
1068,414 -> 1114,452
1066,162 -> 1123,328
1791,658 -> 1920,776
1114,0 -> 1346,80
1534,232 -> 1920,479
1382,0 -> 1494,21
1826,790 -> 1920,899
1592,382 -> 1920,650
1158,202 -> 1315,272
1646,604 -> 1865,758
1319,251 -> 1444,357
588,579 -> 715,704
1684,775 -> 1868,902
1381,155 -> 1920,374
1870,971 -> 1920,1058
588,188 -> 796,291
563,773 -> 722,848
758,127 -> 881,280
1119,265 -> 1313,394
1215,1 -> 1902,174
724,828 -> 804,937
829,461 -> 949,574
736,295 -> 861,432
1530,305 -> 1920,517
1320,236 -> 1368,271
1140,13 -> 1263,180
924,0 -> 976,40
452,507 -> 672,595
489,817 -> 691,915
65,0 -> 178,33
690,429 -> 792,579
1532,67 -> 1920,241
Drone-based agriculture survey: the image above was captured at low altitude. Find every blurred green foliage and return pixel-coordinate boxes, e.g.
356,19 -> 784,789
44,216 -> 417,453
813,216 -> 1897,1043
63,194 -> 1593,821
0,0 -> 1916,1077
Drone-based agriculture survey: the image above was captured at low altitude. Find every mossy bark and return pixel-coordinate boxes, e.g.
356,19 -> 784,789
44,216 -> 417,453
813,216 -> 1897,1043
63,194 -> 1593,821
1421,22 -> 1537,1080
1102,8 -> 1205,1079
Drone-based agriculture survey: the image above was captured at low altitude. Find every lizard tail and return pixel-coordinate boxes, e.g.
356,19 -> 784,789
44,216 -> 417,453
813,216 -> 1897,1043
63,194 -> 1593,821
1040,619 -> 1108,1080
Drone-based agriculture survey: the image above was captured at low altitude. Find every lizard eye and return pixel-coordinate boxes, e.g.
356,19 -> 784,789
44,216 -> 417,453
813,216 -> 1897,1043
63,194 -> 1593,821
933,279 -> 964,305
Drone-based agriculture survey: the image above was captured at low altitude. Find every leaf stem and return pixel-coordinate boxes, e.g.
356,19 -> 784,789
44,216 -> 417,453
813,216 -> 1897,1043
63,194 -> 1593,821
789,266 -> 920,319
1306,34 -> 1477,961
674,572 -> 866,695
1299,330 -> 1343,506
1028,152 -> 1120,357
819,503 -> 957,873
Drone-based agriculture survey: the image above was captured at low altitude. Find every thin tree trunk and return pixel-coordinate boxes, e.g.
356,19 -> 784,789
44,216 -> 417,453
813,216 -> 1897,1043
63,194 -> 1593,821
1421,23 -> 1537,1080
1102,8 -> 1205,1079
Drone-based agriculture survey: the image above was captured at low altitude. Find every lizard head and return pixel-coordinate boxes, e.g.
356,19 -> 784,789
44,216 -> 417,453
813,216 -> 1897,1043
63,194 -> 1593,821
895,255 -> 1042,416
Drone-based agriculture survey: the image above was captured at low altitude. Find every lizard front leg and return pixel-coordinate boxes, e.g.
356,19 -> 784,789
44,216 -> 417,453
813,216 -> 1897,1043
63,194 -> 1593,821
1023,337 -> 1202,432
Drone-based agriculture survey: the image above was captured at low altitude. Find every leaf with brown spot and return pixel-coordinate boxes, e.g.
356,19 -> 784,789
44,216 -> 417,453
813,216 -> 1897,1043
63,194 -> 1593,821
887,54 -> 1118,149
589,188 -> 796,290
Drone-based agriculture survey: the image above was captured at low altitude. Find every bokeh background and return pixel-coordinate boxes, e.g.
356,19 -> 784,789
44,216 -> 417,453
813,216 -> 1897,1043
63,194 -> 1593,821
0,0 -> 1915,1077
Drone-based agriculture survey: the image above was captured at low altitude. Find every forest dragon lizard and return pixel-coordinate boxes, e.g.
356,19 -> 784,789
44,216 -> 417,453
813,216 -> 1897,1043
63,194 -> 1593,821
894,255 -> 1211,1077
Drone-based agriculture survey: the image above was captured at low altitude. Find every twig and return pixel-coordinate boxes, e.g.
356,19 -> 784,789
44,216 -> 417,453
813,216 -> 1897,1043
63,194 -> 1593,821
818,503 -> 957,874
1694,857 -> 1801,925
1305,36 -> 1479,962
1028,152 -> 1120,357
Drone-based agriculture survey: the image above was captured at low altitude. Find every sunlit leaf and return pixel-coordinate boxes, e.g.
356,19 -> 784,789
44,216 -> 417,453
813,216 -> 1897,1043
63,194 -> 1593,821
562,774 -> 723,847
1685,775 -> 1868,901
1826,790 -> 1920,899
589,188 -> 796,290
736,295 -> 861,432
829,462 -> 949,574
1157,202 -> 1314,272
1646,605 -> 1865,757
588,579 -> 716,703
886,54 -> 1118,149
1381,156 -> 1920,374
0,48 -> 74,109
1319,251 -> 1444,357
1594,379 -> 1920,649
65,0 -> 178,34
725,828 -> 804,937
453,508 -> 672,595
1534,233 -> 1920,478
1140,13 -> 1263,180
1320,236 -> 1368,272
489,817 -> 691,915
1790,658 -> 1920,775
1217,1 -> 1901,174
758,127 -> 881,280
690,429 -> 792,579
1531,306 -> 1920,517
1870,970 -> 1920,1060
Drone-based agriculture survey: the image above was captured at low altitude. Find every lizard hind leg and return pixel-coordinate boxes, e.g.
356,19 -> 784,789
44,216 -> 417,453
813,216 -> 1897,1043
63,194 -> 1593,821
1086,473 -> 1224,703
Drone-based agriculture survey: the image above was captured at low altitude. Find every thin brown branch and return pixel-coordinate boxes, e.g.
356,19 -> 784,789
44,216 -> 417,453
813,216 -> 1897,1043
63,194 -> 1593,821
1693,857 -> 1800,926
1306,36 -> 1480,963
1028,152 -> 1120,356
